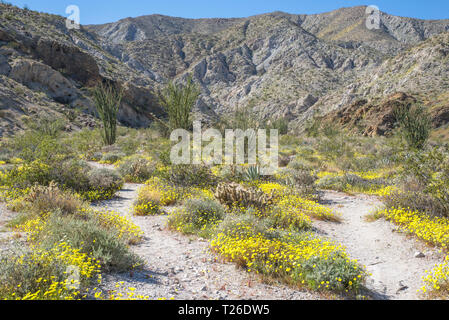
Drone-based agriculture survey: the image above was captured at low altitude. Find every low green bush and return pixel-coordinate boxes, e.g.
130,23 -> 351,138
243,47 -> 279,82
37,214 -> 142,273
117,155 -> 155,183
87,168 -> 123,192
22,182 -> 84,215
317,174 -> 386,194
214,212 -> 279,240
163,164 -> 218,188
101,152 -> 126,164
293,253 -> 363,292
168,198 -> 225,238
281,167 -> 318,199
384,191 -> 448,218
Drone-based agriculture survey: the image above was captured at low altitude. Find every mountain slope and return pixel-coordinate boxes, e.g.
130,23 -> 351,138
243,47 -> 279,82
1,4 -> 449,137
0,3 -> 164,136
86,14 -> 243,44
86,6 -> 449,127
310,31 -> 449,135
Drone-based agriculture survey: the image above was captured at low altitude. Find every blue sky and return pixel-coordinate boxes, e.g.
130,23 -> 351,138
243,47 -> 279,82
6,0 -> 449,24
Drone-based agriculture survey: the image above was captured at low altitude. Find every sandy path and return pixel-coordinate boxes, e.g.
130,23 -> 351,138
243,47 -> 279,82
89,161 -> 445,300
0,203 -> 17,251
92,183 -> 322,300
314,191 -> 446,300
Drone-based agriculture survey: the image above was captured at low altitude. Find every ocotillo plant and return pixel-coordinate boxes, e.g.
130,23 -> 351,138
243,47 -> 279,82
394,104 -> 431,150
92,83 -> 123,145
157,75 -> 200,131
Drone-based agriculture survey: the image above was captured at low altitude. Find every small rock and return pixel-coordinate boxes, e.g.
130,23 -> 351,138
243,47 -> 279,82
414,251 -> 425,258
396,281 -> 409,294
201,286 -> 208,291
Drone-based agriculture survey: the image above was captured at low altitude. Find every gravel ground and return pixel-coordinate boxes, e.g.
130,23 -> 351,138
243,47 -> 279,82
0,203 -> 22,251
2,160 -> 441,300
314,191 -> 446,300
93,183 -> 322,300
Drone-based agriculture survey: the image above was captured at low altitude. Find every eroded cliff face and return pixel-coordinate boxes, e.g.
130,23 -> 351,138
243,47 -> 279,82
1,4 -> 449,137
0,3 -> 164,136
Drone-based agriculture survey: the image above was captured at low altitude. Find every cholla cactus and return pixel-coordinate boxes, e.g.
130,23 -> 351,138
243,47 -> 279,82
215,182 -> 273,209
26,181 -> 60,202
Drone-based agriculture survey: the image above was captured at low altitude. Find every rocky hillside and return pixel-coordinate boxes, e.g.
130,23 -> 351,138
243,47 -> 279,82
0,3 -> 163,136
1,3 -> 449,136
312,31 -> 449,135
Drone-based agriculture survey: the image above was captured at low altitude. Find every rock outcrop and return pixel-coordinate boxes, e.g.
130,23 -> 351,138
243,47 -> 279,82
1,3 -> 449,137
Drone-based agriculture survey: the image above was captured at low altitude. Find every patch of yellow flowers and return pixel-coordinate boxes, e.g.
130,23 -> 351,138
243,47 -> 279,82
133,178 -> 181,216
258,182 -> 288,195
317,171 -> 384,180
257,182 -> 339,222
92,209 -> 144,245
211,230 -> 364,291
380,207 -> 449,297
78,188 -> 117,202
1,242 -> 101,300
421,256 -> 449,296
143,177 -> 181,206
380,208 -> 449,249
8,207 -> 144,300
365,186 -> 399,197
277,194 -> 340,222
16,213 -> 49,242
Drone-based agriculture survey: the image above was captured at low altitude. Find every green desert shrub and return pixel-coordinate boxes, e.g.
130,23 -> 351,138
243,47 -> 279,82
267,118 -> 289,135
87,168 -> 123,190
133,188 -> 162,216
168,198 -> 225,237
282,167 -> 318,199
22,182 -> 84,215
37,215 -> 142,272
397,147 -> 449,215
287,158 -> 314,171
384,191 -> 448,218
101,152 -> 126,164
0,244 -> 94,300
163,164 -> 217,188
294,253 -> 364,292
115,129 -> 146,155
215,165 -> 245,182
2,160 -> 52,189
317,174 -> 386,193
117,155 -> 155,183
317,134 -> 352,162
266,205 -> 313,232
394,104 -> 431,150
214,212 -> 277,240
338,155 -> 378,172
64,129 -> 103,159
0,148 -> 12,162
24,114 -> 67,137
11,132 -> 70,164
49,159 -> 91,191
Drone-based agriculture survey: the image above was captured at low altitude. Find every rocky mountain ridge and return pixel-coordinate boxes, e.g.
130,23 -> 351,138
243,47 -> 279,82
1,4 -> 449,136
